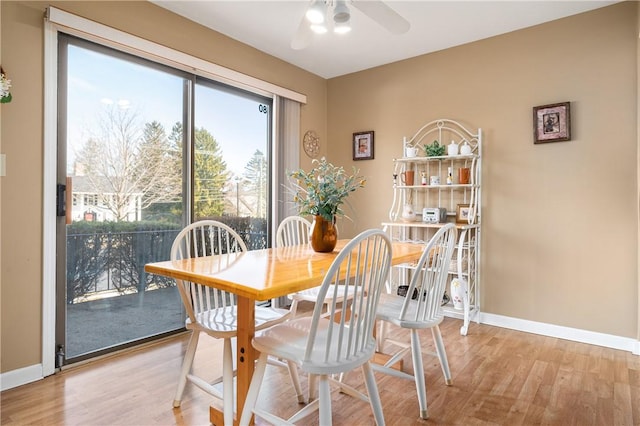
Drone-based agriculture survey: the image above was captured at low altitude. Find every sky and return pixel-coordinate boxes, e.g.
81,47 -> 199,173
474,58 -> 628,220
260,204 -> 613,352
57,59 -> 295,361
66,42 -> 269,178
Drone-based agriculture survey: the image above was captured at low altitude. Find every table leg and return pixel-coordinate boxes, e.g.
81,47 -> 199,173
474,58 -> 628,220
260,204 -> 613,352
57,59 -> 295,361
236,296 -> 256,424
209,296 -> 256,426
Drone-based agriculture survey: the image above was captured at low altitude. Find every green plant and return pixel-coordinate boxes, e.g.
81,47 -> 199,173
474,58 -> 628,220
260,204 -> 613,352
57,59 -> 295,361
288,157 -> 366,221
424,140 -> 445,157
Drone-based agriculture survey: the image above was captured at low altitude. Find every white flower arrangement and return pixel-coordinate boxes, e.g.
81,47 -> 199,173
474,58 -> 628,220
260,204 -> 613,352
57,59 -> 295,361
1,68 -> 12,103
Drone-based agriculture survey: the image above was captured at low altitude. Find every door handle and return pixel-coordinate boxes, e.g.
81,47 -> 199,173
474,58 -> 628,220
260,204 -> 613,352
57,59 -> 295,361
56,183 -> 66,217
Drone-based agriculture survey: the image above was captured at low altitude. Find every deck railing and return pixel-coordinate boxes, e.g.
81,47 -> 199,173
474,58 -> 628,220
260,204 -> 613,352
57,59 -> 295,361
66,217 -> 268,303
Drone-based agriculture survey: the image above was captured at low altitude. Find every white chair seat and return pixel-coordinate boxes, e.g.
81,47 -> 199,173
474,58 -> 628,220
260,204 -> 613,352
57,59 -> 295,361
289,284 -> 355,304
252,316 -> 377,375
189,305 -> 291,335
376,293 -> 444,330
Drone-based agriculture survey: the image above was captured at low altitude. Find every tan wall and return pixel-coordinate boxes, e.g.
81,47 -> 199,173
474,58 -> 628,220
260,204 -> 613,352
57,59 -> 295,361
328,2 -> 638,338
1,1 -> 48,375
1,0 -> 637,376
0,1 -> 326,373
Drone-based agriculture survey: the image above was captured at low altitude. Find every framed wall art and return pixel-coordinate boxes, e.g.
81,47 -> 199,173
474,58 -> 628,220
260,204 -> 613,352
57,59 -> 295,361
353,131 -> 374,160
533,102 -> 571,144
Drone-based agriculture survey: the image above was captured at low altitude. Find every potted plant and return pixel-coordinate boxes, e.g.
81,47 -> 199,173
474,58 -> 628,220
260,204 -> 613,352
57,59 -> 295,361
288,157 -> 366,252
424,140 -> 445,157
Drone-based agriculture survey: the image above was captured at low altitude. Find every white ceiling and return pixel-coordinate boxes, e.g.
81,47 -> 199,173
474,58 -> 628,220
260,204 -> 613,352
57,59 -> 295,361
152,1 -> 619,79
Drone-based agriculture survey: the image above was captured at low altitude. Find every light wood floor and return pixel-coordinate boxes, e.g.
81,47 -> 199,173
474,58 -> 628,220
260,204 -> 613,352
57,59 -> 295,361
2,316 -> 639,425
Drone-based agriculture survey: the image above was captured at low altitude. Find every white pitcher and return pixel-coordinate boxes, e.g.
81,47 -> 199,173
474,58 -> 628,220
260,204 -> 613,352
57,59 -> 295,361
404,136 -> 417,157
460,141 -> 472,155
447,140 -> 459,156
401,204 -> 415,221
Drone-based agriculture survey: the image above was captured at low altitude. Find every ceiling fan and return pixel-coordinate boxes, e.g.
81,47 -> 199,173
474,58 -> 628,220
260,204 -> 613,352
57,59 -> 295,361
291,0 -> 410,50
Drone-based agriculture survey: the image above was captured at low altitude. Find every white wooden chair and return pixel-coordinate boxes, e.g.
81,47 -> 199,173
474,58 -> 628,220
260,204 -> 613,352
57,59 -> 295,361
170,220 -> 303,425
275,215 -> 311,248
275,215 -> 356,317
239,229 -> 393,426
373,223 -> 457,420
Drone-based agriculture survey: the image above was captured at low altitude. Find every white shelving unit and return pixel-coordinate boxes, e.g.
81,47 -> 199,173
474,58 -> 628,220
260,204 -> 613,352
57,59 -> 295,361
382,119 -> 482,335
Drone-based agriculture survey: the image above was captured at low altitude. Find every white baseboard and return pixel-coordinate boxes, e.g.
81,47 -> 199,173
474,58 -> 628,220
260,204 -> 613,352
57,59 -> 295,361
479,312 -> 639,355
1,364 -> 43,392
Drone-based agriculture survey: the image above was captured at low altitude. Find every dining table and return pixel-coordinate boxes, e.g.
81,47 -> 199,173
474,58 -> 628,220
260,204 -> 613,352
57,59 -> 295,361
144,238 -> 425,426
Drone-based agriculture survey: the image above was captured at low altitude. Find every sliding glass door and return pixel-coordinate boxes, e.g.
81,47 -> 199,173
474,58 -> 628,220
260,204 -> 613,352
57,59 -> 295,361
56,34 -> 273,365
194,79 -> 272,247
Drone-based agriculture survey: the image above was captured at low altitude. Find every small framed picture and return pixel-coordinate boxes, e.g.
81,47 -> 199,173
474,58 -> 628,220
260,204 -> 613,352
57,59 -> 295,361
456,204 -> 472,224
533,102 -> 571,144
353,131 -> 374,161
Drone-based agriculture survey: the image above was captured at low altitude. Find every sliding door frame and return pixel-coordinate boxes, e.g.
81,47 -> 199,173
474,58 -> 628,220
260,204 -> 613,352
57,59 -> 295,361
43,8 -> 305,376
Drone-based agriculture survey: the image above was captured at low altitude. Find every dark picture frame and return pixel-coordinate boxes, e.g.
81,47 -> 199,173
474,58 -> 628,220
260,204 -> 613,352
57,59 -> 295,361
456,204 -> 472,224
533,102 -> 571,144
353,131 -> 374,160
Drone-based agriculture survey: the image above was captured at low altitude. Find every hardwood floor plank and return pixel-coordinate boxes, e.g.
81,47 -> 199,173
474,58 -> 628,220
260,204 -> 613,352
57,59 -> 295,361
596,395 -> 615,426
571,371 -> 597,425
2,319 -> 638,426
522,402 -> 545,425
531,364 -> 558,407
517,360 -> 547,405
613,382 -> 634,426
503,398 -> 531,425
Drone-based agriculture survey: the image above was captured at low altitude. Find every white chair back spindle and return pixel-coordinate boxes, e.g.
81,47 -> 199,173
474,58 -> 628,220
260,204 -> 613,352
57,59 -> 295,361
275,215 -> 311,248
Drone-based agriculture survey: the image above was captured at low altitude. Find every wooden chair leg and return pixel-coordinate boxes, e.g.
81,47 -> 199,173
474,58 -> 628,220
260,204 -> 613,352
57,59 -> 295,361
222,338 -> 234,426
377,320 -> 388,353
410,329 -> 428,420
173,330 -> 199,407
308,374 -> 318,401
362,362 -> 385,426
289,299 -> 299,318
318,374 -> 332,426
431,325 -> 452,385
286,360 -> 305,403
239,352 -> 269,426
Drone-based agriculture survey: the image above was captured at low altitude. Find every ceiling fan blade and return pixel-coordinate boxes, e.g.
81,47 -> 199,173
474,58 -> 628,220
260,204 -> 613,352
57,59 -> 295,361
351,0 -> 410,35
291,14 -> 313,50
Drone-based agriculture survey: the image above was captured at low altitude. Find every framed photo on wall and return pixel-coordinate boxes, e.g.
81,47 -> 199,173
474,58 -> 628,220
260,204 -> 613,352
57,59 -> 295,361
353,131 -> 374,160
533,102 -> 571,144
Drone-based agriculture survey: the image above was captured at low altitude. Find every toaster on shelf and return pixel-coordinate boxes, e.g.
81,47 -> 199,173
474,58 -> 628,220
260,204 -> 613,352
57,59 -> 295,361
422,207 -> 447,223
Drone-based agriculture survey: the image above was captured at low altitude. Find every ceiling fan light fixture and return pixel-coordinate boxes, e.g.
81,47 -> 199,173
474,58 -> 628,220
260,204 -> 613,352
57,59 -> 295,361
306,0 -> 326,24
310,23 -> 328,34
333,0 -> 350,24
334,20 -> 351,34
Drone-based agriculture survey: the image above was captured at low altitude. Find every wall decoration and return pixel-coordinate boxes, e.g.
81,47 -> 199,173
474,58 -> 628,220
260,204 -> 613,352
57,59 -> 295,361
302,130 -> 320,158
353,131 -> 374,161
533,102 -> 571,144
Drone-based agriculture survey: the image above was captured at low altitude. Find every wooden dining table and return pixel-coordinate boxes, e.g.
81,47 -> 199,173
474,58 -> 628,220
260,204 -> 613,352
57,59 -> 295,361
144,239 -> 425,426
